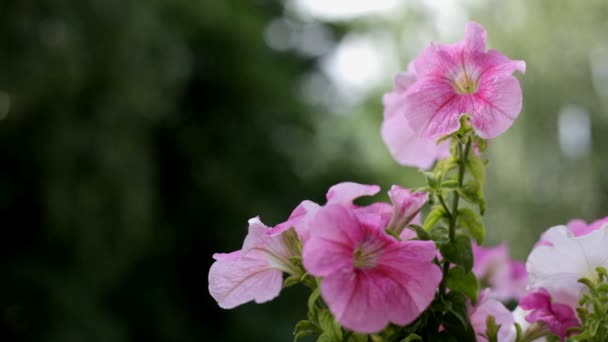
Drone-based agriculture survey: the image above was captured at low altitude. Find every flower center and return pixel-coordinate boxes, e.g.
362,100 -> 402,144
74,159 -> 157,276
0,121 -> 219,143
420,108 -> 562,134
452,70 -> 479,95
352,240 -> 384,269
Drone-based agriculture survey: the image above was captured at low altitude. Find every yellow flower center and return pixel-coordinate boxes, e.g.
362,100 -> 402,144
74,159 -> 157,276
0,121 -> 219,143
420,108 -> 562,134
452,71 -> 479,95
352,240 -> 384,269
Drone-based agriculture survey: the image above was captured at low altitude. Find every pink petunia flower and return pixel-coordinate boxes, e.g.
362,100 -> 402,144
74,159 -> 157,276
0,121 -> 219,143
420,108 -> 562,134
527,224 -> 608,303
386,185 -> 428,232
524,223 -> 608,338
468,290 -> 516,342
473,243 -> 528,302
302,203 -> 441,333
208,217 -> 299,309
519,289 -> 580,339
536,216 -> 608,247
402,21 -> 526,139
382,64 -> 451,169
274,182 -> 391,243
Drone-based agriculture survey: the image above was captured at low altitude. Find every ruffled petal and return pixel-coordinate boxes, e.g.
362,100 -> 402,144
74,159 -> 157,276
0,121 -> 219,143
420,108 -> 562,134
404,76 -> 467,139
321,269 -> 389,333
382,81 -> 450,168
469,75 -> 523,139
208,253 -> 283,309
326,182 -> 380,206
464,21 -> 487,53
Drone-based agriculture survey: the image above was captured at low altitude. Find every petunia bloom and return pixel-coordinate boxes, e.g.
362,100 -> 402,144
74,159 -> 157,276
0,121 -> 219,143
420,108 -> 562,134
274,182 -> 390,243
473,243 -> 528,302
526,224 -> 608,304
402,21 -> 526,140
302,204 -> 441,333
208,217 -> 299,309
468,290 -> 516,342
512,306 -> 547,342
519,289 -> 580,339
536,216 -> 608,247
382,64 -> 450,169
386,185 -> 428,232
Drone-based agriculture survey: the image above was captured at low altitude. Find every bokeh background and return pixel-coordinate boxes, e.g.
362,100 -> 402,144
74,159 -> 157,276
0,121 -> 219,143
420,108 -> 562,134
1,0 -> 607,341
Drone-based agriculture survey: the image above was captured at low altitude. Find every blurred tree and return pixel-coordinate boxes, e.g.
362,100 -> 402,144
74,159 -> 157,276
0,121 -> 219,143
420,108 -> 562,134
0,0 -> 372,341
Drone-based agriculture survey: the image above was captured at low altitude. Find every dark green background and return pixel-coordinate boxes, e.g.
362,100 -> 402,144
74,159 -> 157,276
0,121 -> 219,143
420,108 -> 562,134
1,0 -> 607,341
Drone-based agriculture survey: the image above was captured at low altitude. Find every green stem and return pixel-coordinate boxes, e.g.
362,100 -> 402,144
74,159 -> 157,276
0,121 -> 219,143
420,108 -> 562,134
439,136 -> 472,297
449,137 -> 471,240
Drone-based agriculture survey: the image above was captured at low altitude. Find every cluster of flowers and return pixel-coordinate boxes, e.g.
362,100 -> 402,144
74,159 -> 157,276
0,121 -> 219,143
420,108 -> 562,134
208,22 -> 608,341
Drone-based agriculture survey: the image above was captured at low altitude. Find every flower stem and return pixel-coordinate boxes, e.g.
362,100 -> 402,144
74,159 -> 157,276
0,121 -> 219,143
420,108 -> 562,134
439,136 -> 472,296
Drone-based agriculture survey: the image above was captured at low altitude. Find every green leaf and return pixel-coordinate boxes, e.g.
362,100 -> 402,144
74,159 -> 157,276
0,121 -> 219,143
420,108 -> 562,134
318,309 -> 342,341
348,333 -> 368,342
284,274 -> 300,288
474,137 -> 488,153
282,227 -> 303,255
466,155 -> 486,185
458,208 -> 485,245
421,171 -> 438,190
442,313 -> 473,341
459,181 -> 480,202
408,224 -> 430,240
430,226 -> 450,245
485,315 -> 500,342
444,292 -> 470,328
308,288 -> 321,322
294,320 -> 322,341
514,322 -> 523,342
435,156 -> 459,178
459,181 -> 486,215
440,178 -> 459,191
440,235 -> 473,272
447,266 -> 479,304
401,334 -> 423,342
317,333 -> 332,342
424,206 -> 446,231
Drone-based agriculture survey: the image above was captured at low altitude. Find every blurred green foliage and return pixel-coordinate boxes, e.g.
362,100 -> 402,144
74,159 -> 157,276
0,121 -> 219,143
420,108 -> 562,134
0,0 -> 372,341
1,0 -> 608,341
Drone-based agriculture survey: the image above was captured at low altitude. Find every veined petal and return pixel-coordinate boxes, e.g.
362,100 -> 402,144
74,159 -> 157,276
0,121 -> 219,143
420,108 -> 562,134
413,43 -> 459,79
271,200 -> 320,242
208,253 -> 283,309
464,21 -> 487,53
302,237 -> 353,277
470,75 -> 522,139
213,250 -> 241,261
479,49 -> 526,78
387,186 -> 428,226
382,82 -> 450,168
404,76 -> 466,139
326,182 -> 380,206
321,269 -> 388,333
242,217 -> 294,270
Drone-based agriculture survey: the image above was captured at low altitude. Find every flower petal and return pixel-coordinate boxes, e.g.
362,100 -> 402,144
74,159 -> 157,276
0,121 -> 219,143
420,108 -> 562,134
302,205 -> 362,276
464,21 -> 487,53
326,182 -> 380,206
470,75 -> 523,138
469,291 -> 515,342
404,76 -> 466,139
382,80 -> 451,168
321,269 -> 389,333
208,253 -> 283,309
242,217 -> 293,265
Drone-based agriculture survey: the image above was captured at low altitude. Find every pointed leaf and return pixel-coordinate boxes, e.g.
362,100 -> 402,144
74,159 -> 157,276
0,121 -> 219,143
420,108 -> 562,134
424,206 -> 447,231
440,235 -> 473,272
446,266 -> 479,304
458,208 -> 485,245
